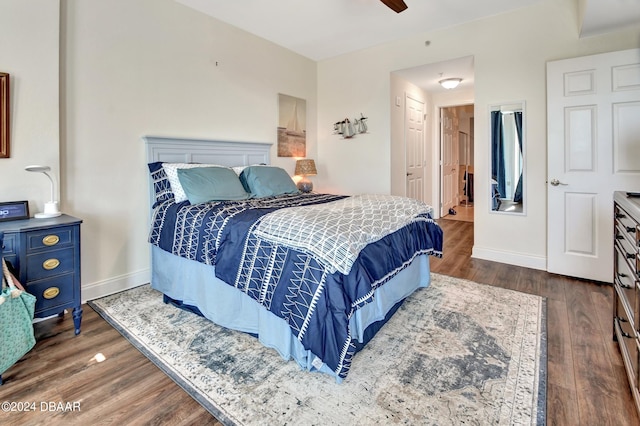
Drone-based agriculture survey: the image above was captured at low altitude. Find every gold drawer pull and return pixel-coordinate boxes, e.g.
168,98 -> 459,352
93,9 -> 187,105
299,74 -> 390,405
43,258 -> 60,270
43,287 -> 60,299
42,235 -> 60,246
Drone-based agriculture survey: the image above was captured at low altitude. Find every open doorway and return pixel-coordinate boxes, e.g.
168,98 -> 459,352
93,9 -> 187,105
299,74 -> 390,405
440,104 -> 474,222
390,55 -> 474,224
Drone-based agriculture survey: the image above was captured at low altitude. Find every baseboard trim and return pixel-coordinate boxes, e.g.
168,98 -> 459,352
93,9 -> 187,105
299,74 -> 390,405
82,268 -> 150,303
472,246 -> 546,271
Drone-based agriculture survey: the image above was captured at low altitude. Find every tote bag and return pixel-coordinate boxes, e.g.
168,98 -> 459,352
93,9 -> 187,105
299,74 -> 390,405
0,239 -> 36,376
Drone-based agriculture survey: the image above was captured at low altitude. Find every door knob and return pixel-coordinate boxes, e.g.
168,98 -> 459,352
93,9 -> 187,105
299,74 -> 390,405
549,178 -> 568,186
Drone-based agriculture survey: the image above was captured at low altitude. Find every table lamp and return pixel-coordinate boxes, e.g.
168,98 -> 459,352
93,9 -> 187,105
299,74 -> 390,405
25,165 -> 61,218
294,159 -> 317,193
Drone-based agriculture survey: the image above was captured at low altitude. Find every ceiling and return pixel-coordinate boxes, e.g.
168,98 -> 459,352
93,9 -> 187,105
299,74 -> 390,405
393,55 -> 476,94
175,0 -> 637,61
176,0 -> 543,61
579,0 -> 640,38
175,0 -> 638,93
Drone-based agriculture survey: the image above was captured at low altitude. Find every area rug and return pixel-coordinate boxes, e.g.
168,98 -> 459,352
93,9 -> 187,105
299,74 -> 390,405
88,273 -> 546,425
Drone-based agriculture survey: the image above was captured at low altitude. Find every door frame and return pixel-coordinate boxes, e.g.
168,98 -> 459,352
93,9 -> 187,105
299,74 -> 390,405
434,102 -> 475,218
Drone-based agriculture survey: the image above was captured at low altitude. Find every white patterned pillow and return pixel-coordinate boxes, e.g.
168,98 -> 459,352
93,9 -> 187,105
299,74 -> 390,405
162,163 -> 226,203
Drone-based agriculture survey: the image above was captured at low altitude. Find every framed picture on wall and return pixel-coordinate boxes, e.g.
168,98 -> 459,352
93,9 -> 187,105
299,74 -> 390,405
277,93 -> 306,157
0,72 -> 9,158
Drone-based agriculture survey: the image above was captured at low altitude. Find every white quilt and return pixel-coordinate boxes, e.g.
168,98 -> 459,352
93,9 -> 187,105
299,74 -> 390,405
253,194 -> 433,275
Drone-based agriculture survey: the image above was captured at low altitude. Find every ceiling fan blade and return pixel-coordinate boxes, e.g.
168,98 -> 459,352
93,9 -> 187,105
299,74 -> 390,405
380,0 -> 408,13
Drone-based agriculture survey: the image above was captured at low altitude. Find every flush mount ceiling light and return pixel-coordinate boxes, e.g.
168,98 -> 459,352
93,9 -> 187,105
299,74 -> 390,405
439,78 -> 463,89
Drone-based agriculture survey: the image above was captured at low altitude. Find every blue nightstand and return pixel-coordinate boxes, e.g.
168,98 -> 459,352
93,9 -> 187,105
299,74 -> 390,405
0,214 -> 83,335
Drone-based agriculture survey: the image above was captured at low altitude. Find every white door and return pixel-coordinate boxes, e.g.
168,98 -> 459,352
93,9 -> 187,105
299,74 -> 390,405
441,107 -> 458,215
547,48 -> 640,282
405,94 -> 425,202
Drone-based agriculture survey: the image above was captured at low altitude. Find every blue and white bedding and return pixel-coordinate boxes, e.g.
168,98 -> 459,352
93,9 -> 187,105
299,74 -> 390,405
151,246 -> 432,382
252,194 -> 435,275
149,190 -> 443,379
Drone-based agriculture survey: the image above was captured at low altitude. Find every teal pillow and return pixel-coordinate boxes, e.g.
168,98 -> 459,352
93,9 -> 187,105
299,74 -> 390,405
177,167 -> 249,204
240,166 -> 299,198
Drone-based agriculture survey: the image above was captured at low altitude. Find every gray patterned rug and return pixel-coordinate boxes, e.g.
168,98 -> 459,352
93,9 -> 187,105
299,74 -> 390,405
88,273 -> 546,425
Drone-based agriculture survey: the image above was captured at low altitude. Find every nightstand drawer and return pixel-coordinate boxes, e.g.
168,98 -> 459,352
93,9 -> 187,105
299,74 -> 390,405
26,227 -> 74,251
1,232 -> 16,255
2,232 -> 17,271
25,247 -> 76,281
26,274 -> 75,313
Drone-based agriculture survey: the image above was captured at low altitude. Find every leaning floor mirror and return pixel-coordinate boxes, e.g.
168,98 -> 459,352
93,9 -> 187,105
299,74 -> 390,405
489,101 -> 525,215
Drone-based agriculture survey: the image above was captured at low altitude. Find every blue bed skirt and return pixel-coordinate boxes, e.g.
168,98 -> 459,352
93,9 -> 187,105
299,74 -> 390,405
150,245 -> 431,382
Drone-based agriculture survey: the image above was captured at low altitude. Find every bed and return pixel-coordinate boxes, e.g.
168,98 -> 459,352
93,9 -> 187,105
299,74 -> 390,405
144,136 -> 443,382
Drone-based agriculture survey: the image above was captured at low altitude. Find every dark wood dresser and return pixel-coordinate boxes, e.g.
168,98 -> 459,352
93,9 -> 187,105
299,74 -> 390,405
613,191 -> 640,413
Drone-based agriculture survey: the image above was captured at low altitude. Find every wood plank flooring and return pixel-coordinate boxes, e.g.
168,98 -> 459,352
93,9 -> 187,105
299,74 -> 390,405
0,218 -> 637,425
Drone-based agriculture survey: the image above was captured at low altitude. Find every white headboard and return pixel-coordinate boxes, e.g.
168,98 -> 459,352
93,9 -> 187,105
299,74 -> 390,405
143,136 -> 273,210
144,136 -> 272,166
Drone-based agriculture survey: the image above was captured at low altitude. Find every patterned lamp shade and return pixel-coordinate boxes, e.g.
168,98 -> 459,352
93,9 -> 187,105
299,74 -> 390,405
294,159 -> 317,193
294,159 -> 317,176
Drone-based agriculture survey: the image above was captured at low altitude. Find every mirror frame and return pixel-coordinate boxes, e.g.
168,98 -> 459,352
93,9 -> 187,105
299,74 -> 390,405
488,100 -> 526,216
0,72 -> 9,158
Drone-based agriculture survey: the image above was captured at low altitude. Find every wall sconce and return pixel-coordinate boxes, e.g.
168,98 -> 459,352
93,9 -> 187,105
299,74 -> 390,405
439,78 -> 463,89
294,159 -> 317,193
25,165 -> 61,218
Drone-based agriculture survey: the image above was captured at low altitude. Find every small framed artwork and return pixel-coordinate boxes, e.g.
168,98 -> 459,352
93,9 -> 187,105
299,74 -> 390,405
0,201 -> 29,222
0,72 -> 9,158
277,94 -> 306,157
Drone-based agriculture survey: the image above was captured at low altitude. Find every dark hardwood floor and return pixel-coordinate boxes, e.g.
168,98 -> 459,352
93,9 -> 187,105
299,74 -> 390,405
0,219 -> 637,425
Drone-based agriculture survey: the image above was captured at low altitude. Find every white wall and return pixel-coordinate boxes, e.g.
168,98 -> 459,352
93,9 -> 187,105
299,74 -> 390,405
0,0 -> 60,215
317,0 -> 640,270
60,0 -> 317,298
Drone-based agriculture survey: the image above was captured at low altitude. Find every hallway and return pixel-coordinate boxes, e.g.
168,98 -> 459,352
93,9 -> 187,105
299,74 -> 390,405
441,204 -> 473,222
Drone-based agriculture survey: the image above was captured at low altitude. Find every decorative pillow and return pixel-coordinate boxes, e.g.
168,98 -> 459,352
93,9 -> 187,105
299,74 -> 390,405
239,166 -> 299,198
162,163 -> 226,203
177,167 -> 249,204
148,162 -> 175,207
231,163 -> 267,176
